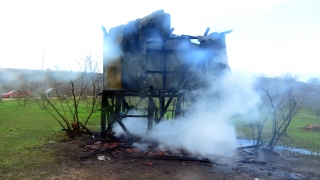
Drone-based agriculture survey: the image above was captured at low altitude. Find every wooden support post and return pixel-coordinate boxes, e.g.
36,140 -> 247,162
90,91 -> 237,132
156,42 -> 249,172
115,96 -> 121,114
158,95 -> 165,123
113,114 -> 131,137
147,97 -> 156,130
100,93 -> 108,138
175,96 -> 182,118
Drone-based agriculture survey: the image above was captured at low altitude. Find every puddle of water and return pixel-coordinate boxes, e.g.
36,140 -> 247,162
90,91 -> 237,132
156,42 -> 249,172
272,146 -> 319,155
237,139 -> 319,156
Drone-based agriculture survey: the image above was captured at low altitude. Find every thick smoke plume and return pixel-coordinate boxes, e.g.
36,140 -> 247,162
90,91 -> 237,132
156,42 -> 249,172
113,70 -> 260,157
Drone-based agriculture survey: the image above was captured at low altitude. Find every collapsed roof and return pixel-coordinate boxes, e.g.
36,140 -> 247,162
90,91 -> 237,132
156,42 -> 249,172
102,10 -> 232,90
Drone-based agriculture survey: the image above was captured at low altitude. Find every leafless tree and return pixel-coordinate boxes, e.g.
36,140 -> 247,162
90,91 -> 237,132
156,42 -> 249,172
252,73 -> 301,150
35,54 -> 102,138
261,85 -> 298,150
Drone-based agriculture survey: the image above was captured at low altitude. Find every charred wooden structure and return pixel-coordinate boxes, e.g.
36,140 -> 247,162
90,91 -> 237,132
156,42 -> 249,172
100,10 -> 231,138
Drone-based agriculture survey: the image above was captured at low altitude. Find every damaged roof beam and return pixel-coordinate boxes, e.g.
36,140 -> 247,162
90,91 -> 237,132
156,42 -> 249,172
204,27 -> 210,36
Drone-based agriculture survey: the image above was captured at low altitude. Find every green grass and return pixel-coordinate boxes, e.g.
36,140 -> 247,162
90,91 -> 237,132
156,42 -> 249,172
0,100 -> 57,171
0,99 -> 101,172
1,99 -> 320,174
233,108 -> 320,153
282,109 -> 320,152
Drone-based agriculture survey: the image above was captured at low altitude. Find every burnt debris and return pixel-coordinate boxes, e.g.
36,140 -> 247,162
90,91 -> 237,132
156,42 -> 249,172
79,136 -> 267,166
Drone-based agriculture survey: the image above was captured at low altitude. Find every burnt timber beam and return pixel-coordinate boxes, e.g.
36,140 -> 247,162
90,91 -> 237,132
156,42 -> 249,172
100,94 -> 108,138
123,154 -> 213,164
100,91 -> 182,98
175,96 -> 182,118
167,35 -> 198,39
204,27 -> 210,36
146,49 -> 198,53
146,70 -> 188,74
158,95 -> 165,123
169,27 -> 175,35
147,97 -> 156,130
112,114 -> 131,137
117,115 -> 148,118
164,97 -> 173,113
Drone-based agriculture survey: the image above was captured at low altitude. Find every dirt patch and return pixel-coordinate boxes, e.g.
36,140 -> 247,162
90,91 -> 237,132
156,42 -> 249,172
1,136 -> 320,180
301,124 -> 320,132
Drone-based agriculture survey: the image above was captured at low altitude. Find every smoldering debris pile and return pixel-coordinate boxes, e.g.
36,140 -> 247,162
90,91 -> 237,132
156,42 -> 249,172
80,139 -> 213,164
79,138 -> 267,166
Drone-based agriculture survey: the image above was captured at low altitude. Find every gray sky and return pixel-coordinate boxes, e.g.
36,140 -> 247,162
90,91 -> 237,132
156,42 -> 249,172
0,0 -> 319,81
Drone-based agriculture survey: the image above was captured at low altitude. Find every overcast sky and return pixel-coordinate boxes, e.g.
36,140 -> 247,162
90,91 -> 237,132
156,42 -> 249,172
0,0 -> 319,81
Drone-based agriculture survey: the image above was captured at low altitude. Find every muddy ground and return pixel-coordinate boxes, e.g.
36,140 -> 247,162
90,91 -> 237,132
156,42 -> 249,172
2,136 -> 320,180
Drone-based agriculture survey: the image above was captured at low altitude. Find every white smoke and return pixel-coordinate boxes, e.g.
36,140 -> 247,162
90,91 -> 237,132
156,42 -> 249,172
113,70 -> 260,157
102,26 -> 123,66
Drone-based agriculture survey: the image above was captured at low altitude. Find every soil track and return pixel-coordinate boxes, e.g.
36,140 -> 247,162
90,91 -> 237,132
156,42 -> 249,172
2,136 -> 320,180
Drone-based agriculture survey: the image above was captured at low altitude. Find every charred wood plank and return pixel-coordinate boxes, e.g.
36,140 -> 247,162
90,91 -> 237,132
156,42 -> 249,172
237,160 -> 266,165
204,27 -> 210,36
80,147 -> 103,160
146,49 -> 196,53
117,115 -> 148,118
123,154 -> 213,164
146,70 -> 188,74
102,92 -> 182,98
237,144 -> 262,150
169,27 -> 175,35
111,114 -> 131,137
164,97 -> 173,112
167,35 -> 197,39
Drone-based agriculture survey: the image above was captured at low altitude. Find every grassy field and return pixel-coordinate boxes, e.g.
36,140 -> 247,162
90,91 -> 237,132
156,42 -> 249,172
0,99 -> 101,173
233,108 -> 320,152
0,99 -> 319,173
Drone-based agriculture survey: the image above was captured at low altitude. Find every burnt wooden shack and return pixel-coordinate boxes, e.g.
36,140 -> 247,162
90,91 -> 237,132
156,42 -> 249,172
100,10 -> 231,137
